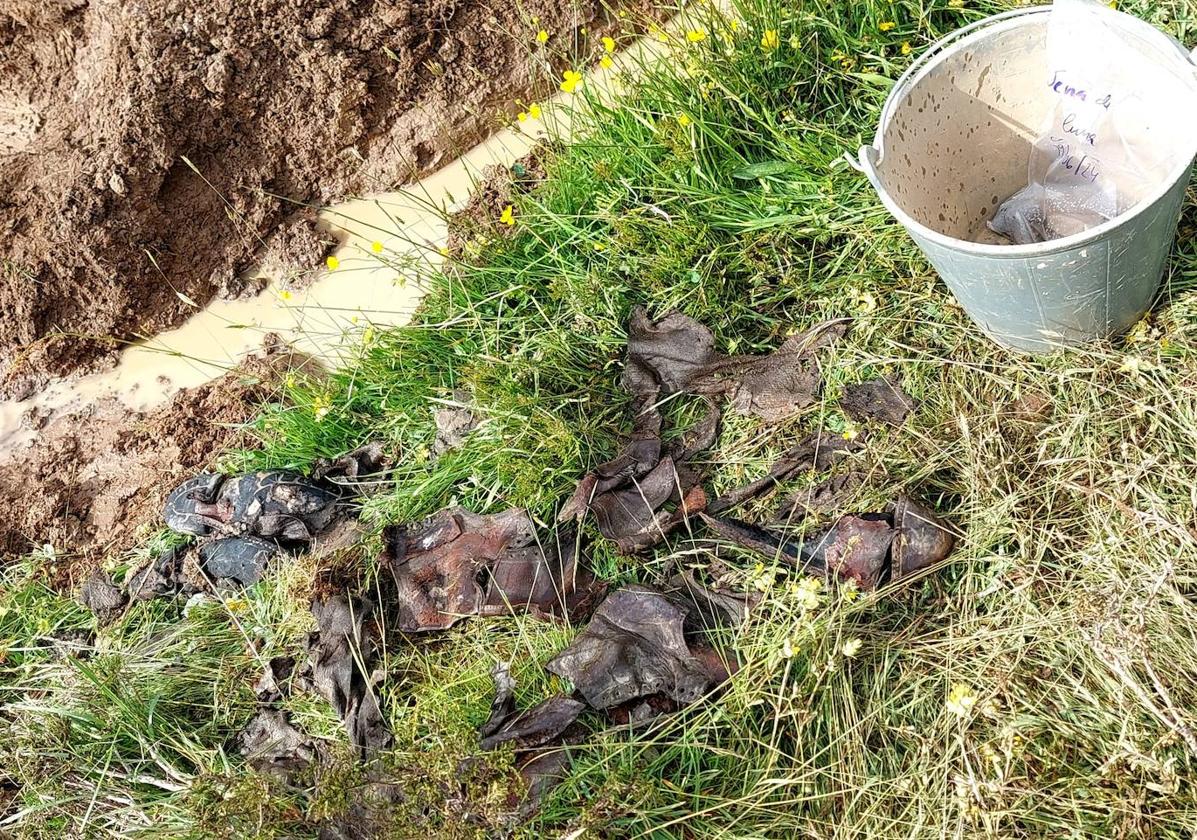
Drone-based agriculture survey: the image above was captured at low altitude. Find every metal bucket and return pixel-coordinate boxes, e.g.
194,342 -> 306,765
854,6 -> 1197,352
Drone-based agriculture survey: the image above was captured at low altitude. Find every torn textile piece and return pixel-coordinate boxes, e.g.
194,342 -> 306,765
841,376 -> 915,427
305,595 -> 392,757
239,709 -> 320,777
625,306 -> 847,422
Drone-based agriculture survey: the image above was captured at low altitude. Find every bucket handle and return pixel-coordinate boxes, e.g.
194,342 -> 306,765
843,6 -> 1047,175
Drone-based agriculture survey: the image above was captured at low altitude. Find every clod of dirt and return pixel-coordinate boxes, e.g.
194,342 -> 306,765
889,496 -> 956,580
708,430 -> 863,515
78,569 -> 126,624
238,709 -> 320,777
0,338 -> 317,581
546,586 -> 729,710
444,147 -> 554,258
1,0 -> 632,393
127,546 -> 190,602
384,508 -> 597,632
311,440 -> 391,486
255,210 -> 339,292
304,594 -> 392,757
840,376 -> 916,426
432,399 -> 481,456
625,307 -> 848,421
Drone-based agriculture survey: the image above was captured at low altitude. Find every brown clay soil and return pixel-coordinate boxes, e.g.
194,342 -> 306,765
1,0 -> 626,398
0,338 -> 322,585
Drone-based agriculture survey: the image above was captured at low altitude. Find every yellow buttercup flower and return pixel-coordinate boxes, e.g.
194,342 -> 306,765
879,21 -> 896,32
792,576 -> 823,611
761,29 -> 779,50
312,394 -> 332,422
750,562 -> 776,592
363,326 -> 375,345
437,246 -> 450,257
677,113 -> 692,127
517,111 -> 528,122
370,240 -> 383,254
850,287 -> 877,313
600,54 -> 613,69
528,102 -> 542,119
602,35 -> 616,52
946,683 -> 977,717
1126,316 -> 1152,343
560,69 -> 583,93
1119,355 -> 1153,376
536,29 -> 548,43
686,29 -> 707,42
325,255 -> 339,271
901,41 -> 913,55
277,289 -> 292,301
499,204 -> 515,226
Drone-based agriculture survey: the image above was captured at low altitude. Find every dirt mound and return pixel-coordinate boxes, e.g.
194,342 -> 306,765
0,0 -> 619,397
0,339 -> 320,586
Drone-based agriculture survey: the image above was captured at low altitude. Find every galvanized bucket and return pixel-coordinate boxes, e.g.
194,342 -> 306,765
854,6 -> 1197,352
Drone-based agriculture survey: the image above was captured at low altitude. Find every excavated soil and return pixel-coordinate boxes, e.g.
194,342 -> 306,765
1,0 -> 624,397
0,338 -> 322,585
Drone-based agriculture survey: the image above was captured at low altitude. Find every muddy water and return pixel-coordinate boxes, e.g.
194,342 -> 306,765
0,134 -> 523,451
0,20 -> 675,455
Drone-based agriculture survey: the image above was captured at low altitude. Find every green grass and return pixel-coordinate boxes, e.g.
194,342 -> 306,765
9,0 -> 1197,835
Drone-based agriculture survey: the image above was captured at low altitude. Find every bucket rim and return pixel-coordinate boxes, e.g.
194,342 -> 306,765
862,4 -> 1197,257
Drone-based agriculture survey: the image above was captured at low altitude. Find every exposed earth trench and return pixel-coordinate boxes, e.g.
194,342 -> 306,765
0,0 -> 640,573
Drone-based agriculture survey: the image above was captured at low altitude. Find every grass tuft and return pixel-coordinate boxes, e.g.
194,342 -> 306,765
9,0 -> 1197,836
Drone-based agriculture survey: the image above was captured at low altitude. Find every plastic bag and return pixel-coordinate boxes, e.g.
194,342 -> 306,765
989,0 -> 1159,244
